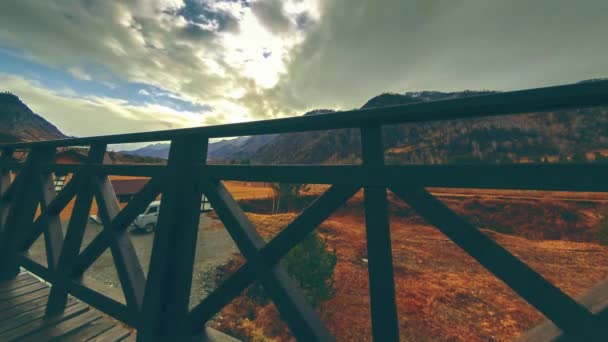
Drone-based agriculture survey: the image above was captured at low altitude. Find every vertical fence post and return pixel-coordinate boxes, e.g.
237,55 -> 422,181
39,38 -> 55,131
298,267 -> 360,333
360,125 -> 400,341
0,147 -> 16,280
46,144 -> 107,315
137,136 -> 207,341
0,147 -> 14,231
0,147 -> 55,280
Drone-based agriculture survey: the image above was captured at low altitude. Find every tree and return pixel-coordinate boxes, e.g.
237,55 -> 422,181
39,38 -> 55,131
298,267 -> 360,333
214,231 -> 338,340
243,230 -> 337,307
271,183 -> 309,214
281,232 -> 337,306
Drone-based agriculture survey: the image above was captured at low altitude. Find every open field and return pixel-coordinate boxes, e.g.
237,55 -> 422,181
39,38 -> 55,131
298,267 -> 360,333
30,176 -> 608,340
211,211 -> 608,341
43,178 -> 273,221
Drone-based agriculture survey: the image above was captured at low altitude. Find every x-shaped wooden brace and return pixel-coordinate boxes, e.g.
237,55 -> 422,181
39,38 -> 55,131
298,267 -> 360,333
0,148 -> 17,232
72,177 -> 161,280
81,173 -> 158,312
44,144 -> 106,315
18,176 -> 77,255
1,147 -> 63,277
0,148 -> 18,235
189,180 -> 359,341
389,184 -> 605,339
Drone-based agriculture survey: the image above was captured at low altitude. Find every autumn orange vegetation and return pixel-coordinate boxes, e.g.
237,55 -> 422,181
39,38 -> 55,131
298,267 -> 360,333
38,179 -> 270,221
37,174 -> 608,340
210,193 -> 608,342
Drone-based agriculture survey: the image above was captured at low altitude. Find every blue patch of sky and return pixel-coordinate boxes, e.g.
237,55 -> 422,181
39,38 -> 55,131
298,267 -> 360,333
0,46 -> 211,113
170,0 -> 241,33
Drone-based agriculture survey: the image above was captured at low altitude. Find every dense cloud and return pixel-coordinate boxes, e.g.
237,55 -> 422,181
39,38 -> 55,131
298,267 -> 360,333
251,0 -> 293,35
270,0 -> 608,111
0,0 -> 607,138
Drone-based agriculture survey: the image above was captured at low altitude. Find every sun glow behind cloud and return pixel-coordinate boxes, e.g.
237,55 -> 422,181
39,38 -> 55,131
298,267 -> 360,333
0,0 -> 606,140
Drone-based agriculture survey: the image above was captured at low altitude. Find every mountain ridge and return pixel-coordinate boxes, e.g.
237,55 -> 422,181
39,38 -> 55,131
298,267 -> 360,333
4,81 -> 608,165
115,87 -> 608,164
0,92 -> 66,142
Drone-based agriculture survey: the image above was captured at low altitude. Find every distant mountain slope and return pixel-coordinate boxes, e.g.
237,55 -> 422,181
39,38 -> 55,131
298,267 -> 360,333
113,80 -> 608,165
121,143 -> 171,159
121,134 -> 277,161
0,92 -> 66,142
253,88 -> 608,164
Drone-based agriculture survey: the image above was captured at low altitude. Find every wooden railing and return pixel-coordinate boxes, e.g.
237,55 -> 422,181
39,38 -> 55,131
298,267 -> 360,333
1,80 -> 608,341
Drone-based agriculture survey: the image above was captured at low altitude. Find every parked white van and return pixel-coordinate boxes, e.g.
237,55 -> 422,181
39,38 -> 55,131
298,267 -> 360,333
133,201 -> 160,232
132,195 -> 214,233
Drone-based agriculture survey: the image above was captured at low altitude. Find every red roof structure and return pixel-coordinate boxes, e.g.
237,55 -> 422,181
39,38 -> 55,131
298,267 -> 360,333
111,179 -> 148,195
110,178 -> 149,202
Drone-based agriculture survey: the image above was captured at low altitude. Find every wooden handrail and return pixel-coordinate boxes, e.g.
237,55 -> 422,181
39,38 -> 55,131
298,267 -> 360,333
0,80 -> 606,149
1,81 -> 608,341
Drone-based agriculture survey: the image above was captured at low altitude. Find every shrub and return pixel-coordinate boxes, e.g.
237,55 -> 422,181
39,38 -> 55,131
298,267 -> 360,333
241,231 -> 337,307
281,232 -> 337,306
212,230 -> 337,341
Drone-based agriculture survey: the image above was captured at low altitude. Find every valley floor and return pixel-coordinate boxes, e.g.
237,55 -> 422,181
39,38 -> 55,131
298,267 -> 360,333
230,212 -> 608,341
28,180 -> 608,341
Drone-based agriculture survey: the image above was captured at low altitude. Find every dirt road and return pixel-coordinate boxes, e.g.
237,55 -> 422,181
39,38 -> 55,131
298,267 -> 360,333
26,212 -> 239,308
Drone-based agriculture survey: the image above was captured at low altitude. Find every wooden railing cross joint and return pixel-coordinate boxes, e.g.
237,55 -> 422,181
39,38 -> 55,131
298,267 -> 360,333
360,124 -> 400,341
137,136 -> 208,341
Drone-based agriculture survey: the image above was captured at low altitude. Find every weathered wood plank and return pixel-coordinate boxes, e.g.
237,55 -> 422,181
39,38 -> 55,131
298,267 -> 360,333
0,302 -> 88,341
0,282 -> 48,300
0,295 -> 49,321
92,324 -> 132,341
54,317 -> 115,341
0,287 -> 51,311
0,275 -> 39,292
19,309 -> 102,342
121,332 -> 137,341
0,299 -> 79,334
0,274 -> 135,342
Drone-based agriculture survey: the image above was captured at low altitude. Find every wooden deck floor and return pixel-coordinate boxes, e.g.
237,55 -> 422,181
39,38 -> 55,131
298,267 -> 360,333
0,272 -> 134,341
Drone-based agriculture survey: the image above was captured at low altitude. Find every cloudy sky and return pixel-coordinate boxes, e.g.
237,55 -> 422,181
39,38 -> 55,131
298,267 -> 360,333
1,0 -> 607,140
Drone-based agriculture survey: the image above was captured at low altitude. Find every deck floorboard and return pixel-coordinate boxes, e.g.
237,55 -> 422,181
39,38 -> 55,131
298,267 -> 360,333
0,272 -> 134,341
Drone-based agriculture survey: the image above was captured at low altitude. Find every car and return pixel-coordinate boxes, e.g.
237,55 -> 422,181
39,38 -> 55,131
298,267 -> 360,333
132,196 -> 213,233
132,201 -> 160,233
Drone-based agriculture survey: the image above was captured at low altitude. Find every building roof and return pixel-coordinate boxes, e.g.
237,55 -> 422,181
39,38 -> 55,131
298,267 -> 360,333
55,148 -> 113,164
110,178 -> 149,196
55,149 -> 88,163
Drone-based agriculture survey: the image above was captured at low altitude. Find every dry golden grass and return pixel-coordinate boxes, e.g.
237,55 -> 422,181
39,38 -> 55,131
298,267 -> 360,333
224,181 -> 274,200
224,212 -> 608,342
41,179 -> 271,221
37,171 -> 604,340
